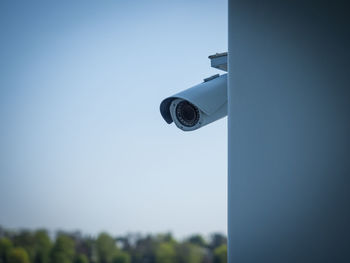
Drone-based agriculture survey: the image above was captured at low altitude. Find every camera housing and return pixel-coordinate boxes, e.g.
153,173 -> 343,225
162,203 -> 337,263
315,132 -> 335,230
160,73 -> 227,131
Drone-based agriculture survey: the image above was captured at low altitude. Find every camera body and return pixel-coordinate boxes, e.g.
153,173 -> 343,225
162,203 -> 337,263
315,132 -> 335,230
160,73 -> 227,131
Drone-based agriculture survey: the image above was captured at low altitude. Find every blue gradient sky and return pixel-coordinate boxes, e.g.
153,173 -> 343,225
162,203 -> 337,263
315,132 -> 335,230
0,0 -> 227,238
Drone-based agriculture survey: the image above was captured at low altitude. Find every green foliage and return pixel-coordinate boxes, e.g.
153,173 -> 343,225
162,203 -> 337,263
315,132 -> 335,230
176,242 -> 203,263
130,234 -> 157,263
187,234 -> 207,248
213,244 -> 227,263
13,231 -> 36,262
8,248 -> 30,263
112,251 -> 130,263
74,254 -> 89,263
51,234 -> 75,263
209,234 -> 227,250
96,233 -> 117,263
0,226 -> 227,263
155,242 -> 176,263
155,233 -> 174,244
34,230 -> 52,263
0,238 -> 13,263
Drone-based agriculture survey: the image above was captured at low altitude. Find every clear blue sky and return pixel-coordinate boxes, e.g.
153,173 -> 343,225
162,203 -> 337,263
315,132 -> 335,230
0,0 -> 227,239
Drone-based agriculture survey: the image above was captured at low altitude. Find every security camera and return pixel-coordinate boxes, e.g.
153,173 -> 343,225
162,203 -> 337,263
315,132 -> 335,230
160,73 -> 227,131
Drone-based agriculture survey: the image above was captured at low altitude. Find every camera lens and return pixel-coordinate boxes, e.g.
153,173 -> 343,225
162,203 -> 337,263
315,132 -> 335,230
176,101 -> 200,127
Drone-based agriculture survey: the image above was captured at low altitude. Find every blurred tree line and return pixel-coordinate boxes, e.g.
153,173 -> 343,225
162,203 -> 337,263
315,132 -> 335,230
0,226 -> 226,263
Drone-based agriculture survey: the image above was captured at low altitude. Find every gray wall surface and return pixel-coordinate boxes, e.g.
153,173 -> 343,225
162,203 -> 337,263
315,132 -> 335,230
228,1 -> 350,262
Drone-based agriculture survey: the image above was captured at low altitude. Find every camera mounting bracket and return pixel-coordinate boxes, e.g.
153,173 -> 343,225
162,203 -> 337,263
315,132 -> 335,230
208,52 -> 227,72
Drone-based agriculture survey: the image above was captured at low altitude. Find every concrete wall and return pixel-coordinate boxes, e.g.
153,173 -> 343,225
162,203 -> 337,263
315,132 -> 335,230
228,1 -> 350,262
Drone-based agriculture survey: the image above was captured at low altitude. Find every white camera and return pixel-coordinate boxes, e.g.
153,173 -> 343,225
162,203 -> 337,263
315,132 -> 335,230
160,73 -> 227,131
